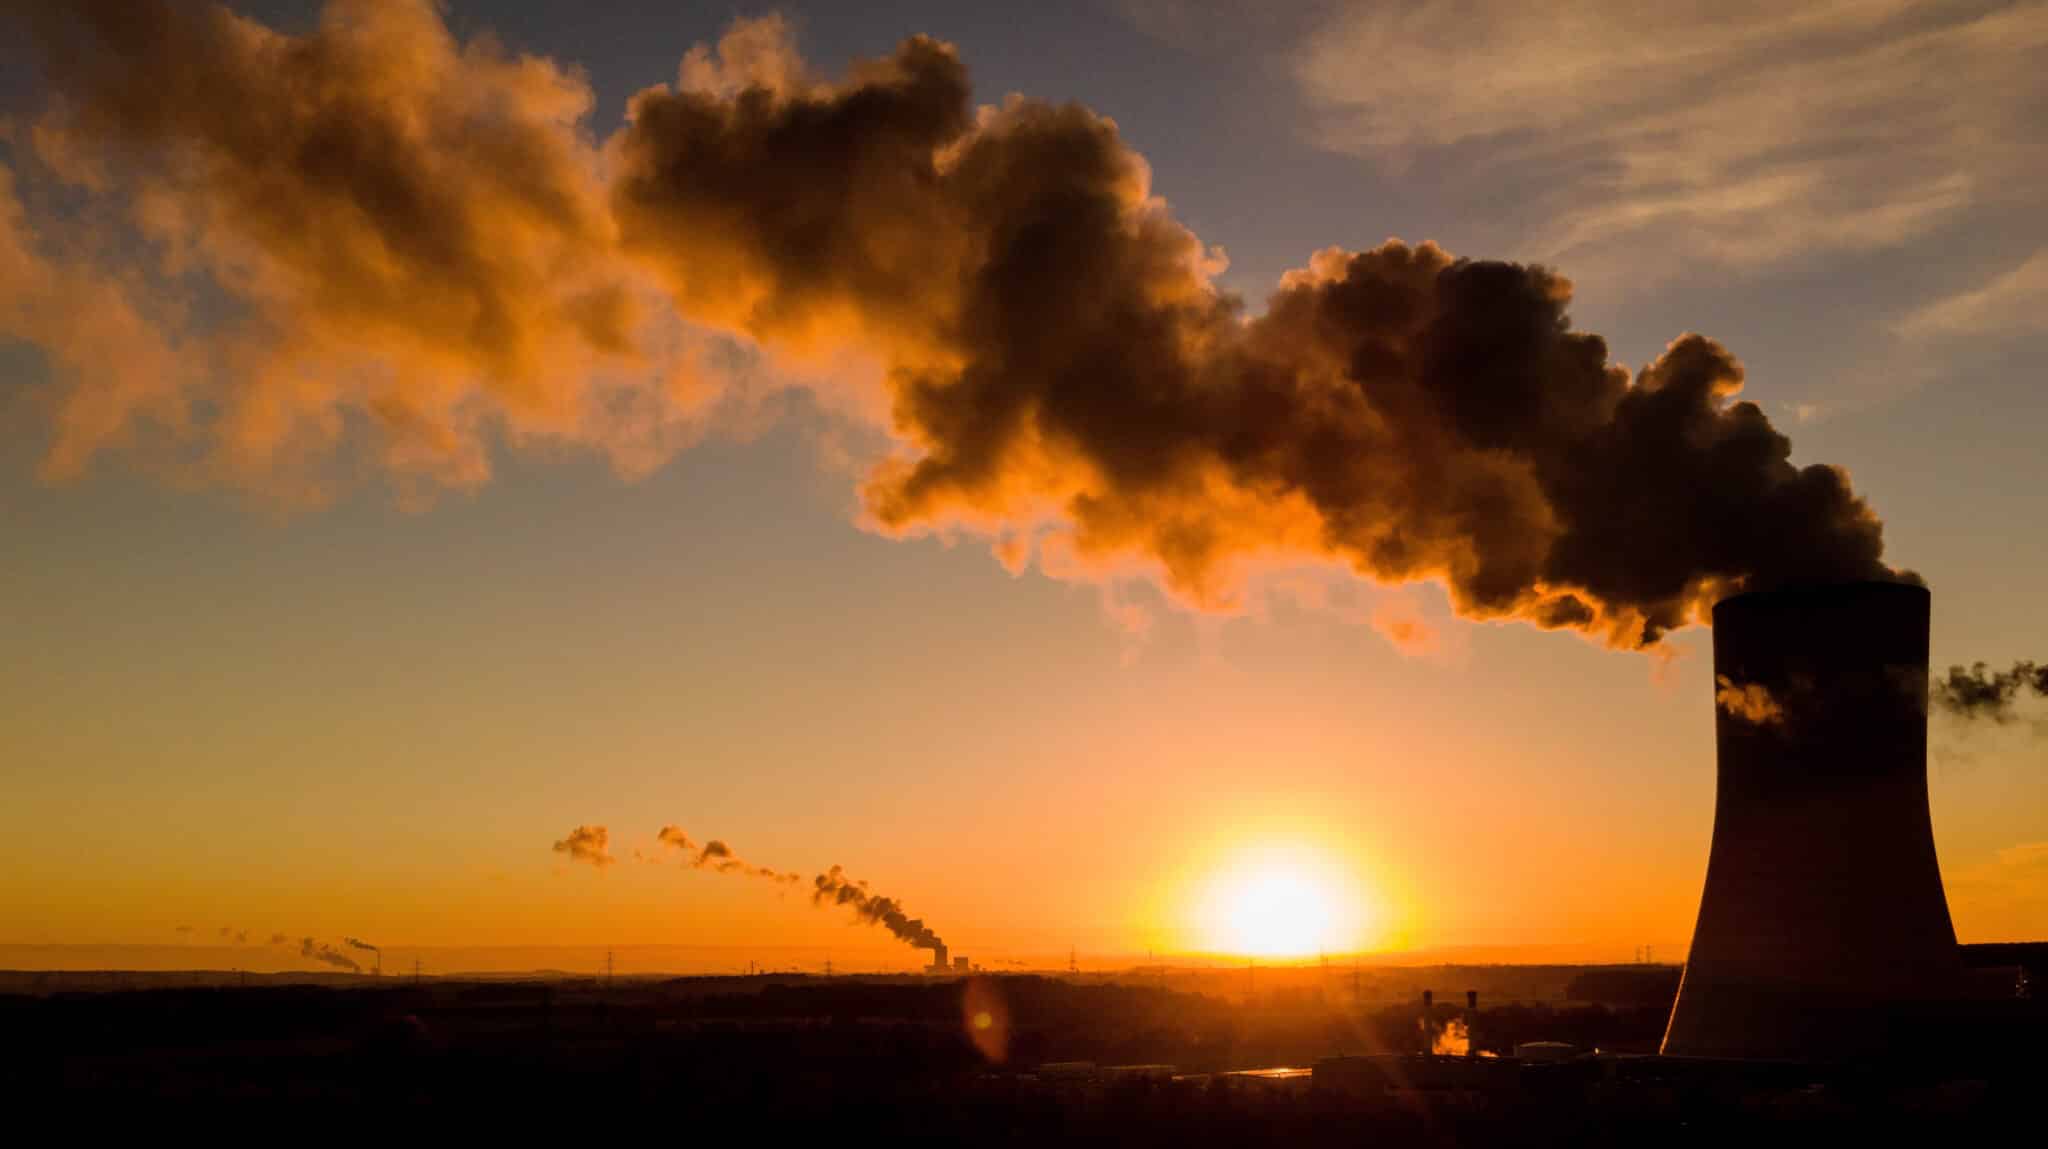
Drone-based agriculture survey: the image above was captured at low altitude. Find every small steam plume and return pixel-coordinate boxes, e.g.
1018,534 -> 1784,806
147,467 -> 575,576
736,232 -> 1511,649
1932,662 -> 2048,723
553,825 -> 615,868
1431,1018 -> 1471,1057
812,865 -> 944,955
1715,676 -> 1785,727
299,937 -> 362,973
6,3 -> 1915,652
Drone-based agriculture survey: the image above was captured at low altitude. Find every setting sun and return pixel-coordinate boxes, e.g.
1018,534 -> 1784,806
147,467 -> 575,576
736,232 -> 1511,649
1197,850 -> 1373,958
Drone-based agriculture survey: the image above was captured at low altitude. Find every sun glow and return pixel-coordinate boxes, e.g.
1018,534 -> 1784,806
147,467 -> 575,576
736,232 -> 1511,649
1196,848 -> 1371,958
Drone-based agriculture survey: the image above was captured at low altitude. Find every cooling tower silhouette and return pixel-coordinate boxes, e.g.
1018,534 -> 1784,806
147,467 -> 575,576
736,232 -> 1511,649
1662,581 -> 1963,1060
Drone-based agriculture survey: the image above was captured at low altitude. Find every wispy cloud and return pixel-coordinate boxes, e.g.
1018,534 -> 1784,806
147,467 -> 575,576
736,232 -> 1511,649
1296,2 -> 2047,271
1898,248 -> 2048,341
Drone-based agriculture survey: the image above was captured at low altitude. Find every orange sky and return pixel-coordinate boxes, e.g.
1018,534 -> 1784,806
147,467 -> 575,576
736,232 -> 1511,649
1,1 -> 2044,972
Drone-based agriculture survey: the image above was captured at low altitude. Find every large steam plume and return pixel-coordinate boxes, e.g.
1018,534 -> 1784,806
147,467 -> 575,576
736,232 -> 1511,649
5,1 -> 1910,648
1933,662 -> 2048,723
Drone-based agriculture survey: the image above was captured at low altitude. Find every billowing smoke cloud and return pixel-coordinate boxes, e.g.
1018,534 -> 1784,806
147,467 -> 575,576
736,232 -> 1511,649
608,18 -> 1906,649
5,0 -> 716,498
656,825 -> 802,884
6,2 -> 1910,648
269,933 -> 289,946
1933,662 -> 2048,723
300,937 -> 362,973
812,865 -> 944,954
553,824 -> 615,868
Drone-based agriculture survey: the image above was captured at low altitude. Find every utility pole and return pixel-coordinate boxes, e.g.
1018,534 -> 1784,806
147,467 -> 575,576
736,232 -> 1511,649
1069,946 -> 1078,976
412,958 -> 421,986
824,958 -> 832,978
606,948 -> 615,990
1248,958 -> 1256,1001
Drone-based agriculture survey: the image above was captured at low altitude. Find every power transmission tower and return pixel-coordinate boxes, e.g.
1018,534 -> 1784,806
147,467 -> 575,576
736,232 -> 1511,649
1069,946 -> 1078,976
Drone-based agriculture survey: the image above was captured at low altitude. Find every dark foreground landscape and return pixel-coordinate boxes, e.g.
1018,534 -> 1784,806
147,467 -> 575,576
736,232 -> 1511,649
3,954 -> 2040,1142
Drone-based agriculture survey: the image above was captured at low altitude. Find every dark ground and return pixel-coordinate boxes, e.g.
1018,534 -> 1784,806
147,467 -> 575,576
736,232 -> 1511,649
1,959 -> 2039,1142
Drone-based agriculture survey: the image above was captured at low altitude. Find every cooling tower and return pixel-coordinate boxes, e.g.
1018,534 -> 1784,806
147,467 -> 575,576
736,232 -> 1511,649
1661,581 -> 1963,1060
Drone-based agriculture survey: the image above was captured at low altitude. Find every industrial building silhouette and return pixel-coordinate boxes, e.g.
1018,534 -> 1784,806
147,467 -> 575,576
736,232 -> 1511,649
1663,581 -> 1965,1058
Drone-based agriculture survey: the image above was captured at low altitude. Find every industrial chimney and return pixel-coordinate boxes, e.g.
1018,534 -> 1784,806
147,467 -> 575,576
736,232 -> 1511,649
1662,581 -> 1964,1060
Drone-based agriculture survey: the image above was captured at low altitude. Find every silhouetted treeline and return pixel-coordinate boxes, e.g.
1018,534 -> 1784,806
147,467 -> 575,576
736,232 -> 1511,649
1565,967 -> 1686,1007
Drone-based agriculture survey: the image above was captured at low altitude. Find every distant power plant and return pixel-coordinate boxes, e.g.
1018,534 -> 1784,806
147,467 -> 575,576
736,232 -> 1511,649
1663,582 -> 1963,1059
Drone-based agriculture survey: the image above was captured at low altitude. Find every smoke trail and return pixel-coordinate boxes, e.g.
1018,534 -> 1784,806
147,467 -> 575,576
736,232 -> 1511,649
656,825 -> 802,884
344,937 -> 380,954
636,829 -> 944,952
299,937 -> 362,973
812,865 -> 944,954
1932,662 -> 2048,723
553,825 -> 615,867
6,2 -> 1912,649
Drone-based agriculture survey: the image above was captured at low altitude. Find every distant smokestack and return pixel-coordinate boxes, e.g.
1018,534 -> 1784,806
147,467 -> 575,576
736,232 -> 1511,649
929,943 -> 948,971
1663,581 -> 1963,1060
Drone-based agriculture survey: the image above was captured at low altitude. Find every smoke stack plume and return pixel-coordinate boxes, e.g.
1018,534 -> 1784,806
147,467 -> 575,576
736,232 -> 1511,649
1932,661 -> 2048,723
6,2 -> 1911,649
299,937 -> 362,973
582,829 -> 949,958
811,865 -> 945,955
344,937 -> 380,954
1664,582 -> 1963,1060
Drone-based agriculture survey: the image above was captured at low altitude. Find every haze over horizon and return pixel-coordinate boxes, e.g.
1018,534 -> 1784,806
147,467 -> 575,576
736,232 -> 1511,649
2,0 -> 2045,972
